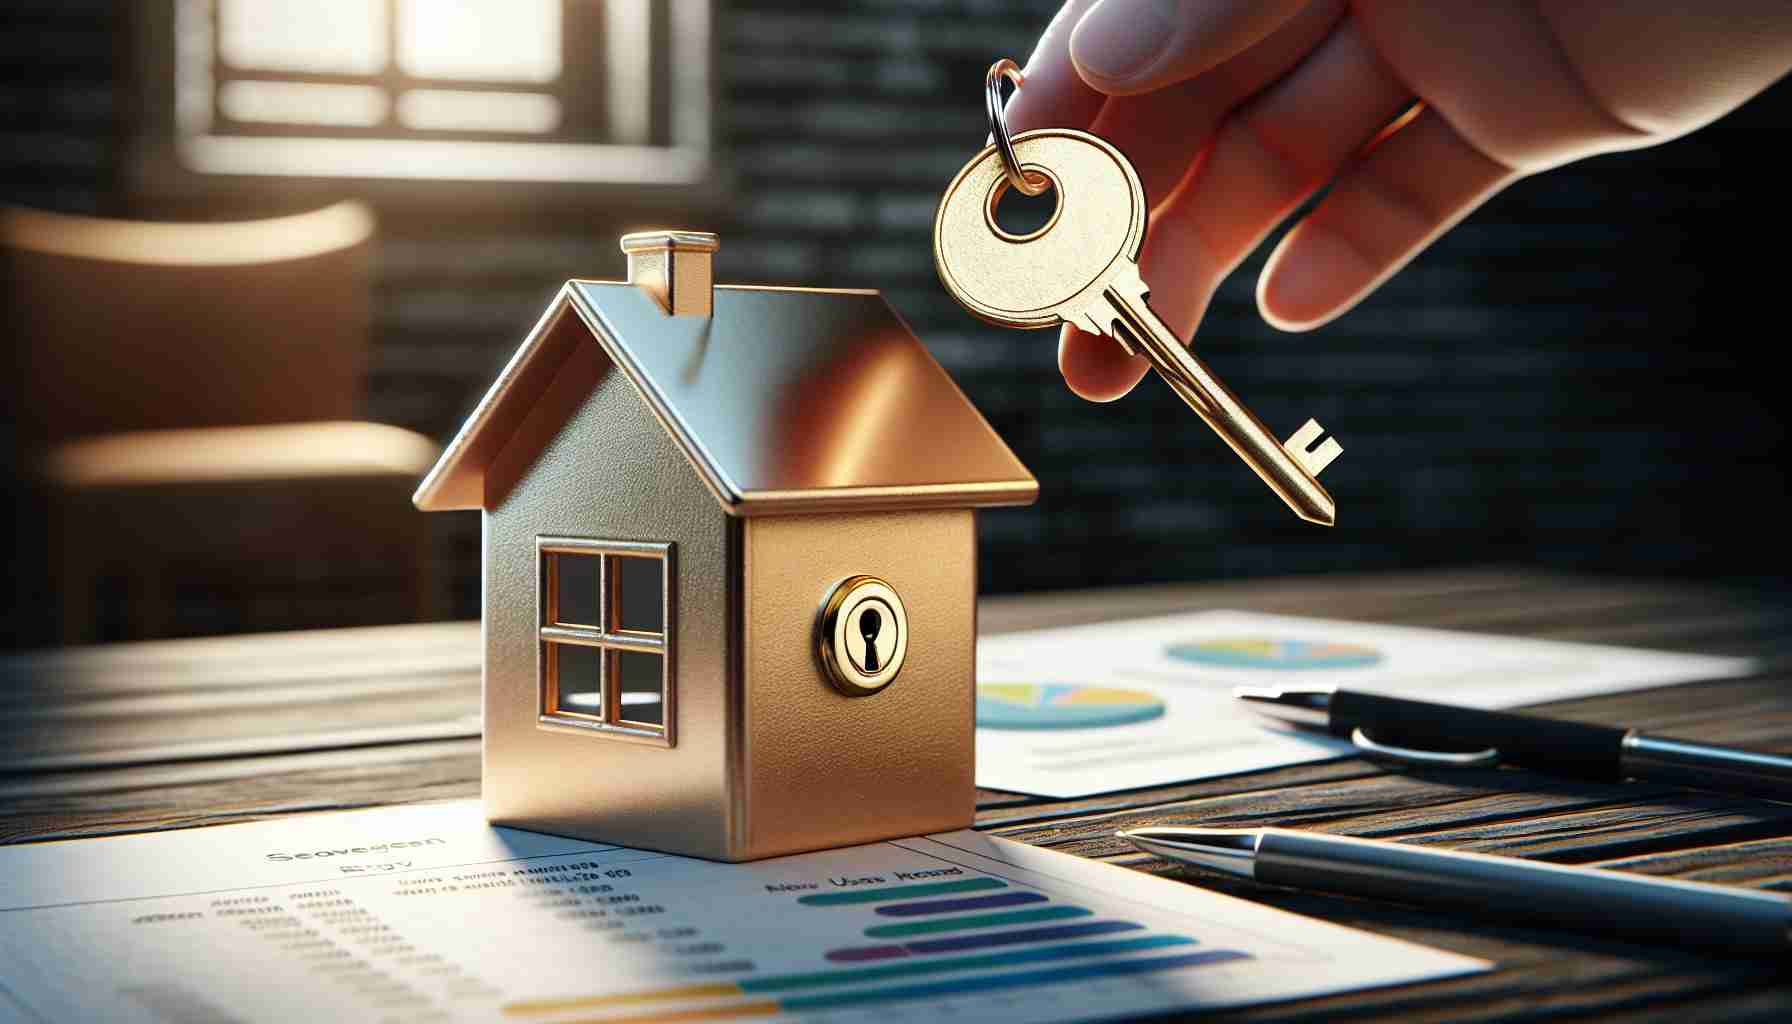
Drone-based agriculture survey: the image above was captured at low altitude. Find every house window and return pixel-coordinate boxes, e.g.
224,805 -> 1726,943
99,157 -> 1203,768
538,537 -> 674,746
166,0 -> 711,184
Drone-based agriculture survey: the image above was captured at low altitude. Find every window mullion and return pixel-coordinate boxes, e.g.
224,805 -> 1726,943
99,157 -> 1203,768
599,632 -> 664,653
539,625 -> 607,647
601,555 -> 618,726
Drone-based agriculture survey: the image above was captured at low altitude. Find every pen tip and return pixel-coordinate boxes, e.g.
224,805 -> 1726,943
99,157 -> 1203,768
1118,828 -> 1261,879
1232,686 -> 1332,727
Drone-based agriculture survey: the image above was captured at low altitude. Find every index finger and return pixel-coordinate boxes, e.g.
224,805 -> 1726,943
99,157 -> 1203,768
1003,0 -> 1108,135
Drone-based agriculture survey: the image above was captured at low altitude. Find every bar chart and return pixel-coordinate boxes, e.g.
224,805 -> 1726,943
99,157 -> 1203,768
0,801 -> 1487,1023
503,866 -> 1251,1021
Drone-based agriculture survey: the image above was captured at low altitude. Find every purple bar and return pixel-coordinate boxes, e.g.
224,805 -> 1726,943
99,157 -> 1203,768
825,944 -> 909,963
905,919 -> 1141,954
873,891 -> 1048,918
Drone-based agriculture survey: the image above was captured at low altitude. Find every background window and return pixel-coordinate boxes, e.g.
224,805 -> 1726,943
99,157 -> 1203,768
171,0 -> 710,183
539,539 -> 673,745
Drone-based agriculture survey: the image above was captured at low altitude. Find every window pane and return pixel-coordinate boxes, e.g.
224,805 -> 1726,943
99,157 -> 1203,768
613,556 -> 663,633
218,0 -> 387,74
553,554 -> 600,627
553,644 -> 603,717
397,0 -> 561,83
219,81 -> 388,128
613,651 -> 663,726
397,90 -> 560,133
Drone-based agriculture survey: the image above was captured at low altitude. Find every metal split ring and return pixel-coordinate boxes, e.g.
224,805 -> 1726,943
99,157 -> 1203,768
985,58 -> 1049,196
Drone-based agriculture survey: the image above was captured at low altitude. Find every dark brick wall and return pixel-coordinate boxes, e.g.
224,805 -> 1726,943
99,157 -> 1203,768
7,1 -> 1789,640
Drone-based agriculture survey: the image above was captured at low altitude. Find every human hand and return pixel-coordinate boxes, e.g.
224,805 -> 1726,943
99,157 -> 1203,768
1005,1 -> 1792,400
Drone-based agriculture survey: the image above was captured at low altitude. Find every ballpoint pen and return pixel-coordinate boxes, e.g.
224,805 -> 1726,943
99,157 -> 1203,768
1235,686 -> 1792,799
1120,826 -> 1792,957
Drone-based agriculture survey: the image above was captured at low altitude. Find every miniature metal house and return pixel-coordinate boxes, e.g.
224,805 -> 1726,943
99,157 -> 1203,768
413,231 -> 1037,861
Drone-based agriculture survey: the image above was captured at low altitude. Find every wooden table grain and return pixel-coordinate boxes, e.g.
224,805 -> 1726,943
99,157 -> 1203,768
4,568 -> 1789,1021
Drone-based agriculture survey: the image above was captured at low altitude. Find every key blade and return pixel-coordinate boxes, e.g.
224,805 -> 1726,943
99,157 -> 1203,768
1097,282 -> 1338,526
1284,419 -> 1343,477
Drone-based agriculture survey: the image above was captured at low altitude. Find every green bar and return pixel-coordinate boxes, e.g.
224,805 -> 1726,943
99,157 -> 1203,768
740,935 -> 1195,994
864,905 -> 1092,939
796,877 -> 1005,907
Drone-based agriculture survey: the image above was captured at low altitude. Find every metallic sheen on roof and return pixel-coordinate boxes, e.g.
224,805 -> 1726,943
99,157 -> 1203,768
414,280 -> 1037,516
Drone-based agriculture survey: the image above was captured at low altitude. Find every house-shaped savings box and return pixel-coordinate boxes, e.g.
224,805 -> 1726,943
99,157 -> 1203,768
414,231 -> 1037,861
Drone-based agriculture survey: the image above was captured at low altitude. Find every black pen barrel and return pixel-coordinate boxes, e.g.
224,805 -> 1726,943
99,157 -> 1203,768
1254,830 -> 1792,956
1329,691 -> 1628,781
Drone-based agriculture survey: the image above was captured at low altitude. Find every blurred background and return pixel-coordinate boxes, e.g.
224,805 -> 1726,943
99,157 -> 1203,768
3,0 -> 1788,650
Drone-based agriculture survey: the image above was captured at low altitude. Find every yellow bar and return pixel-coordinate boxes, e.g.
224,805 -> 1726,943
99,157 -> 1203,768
570,1001 -> 785,1024
503,982 -> 742,1015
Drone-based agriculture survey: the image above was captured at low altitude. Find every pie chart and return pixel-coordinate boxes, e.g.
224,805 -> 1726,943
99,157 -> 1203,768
977,683 -> 1166,730
1165,636 -> 1382,671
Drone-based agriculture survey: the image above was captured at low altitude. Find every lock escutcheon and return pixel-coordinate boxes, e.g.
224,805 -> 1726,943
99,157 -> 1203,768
818,576 -> 908,696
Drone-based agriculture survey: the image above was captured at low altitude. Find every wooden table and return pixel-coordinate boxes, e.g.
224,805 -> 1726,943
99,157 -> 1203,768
4,568 -> 1790,1020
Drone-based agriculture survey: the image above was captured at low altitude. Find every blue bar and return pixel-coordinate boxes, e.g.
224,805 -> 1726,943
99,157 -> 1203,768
873,891 -> 1048,917
779,949 -> 1253,1011
906,919 -> 1141,954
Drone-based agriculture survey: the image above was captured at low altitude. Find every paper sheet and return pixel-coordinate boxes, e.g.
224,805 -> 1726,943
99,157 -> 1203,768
977,610 -> 1752,798
0,800 -> 1485,1022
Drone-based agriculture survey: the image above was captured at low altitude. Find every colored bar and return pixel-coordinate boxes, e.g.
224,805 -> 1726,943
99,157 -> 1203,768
797,877 -> 1005,907
744,935 -> 1197,994
873,891 -> 1046,917
826,945 -> 906,963
778,949 -> 1253,1012
828,919 -> 1142,962
864,905 -> 1092,939
907,919 -> 1140,954
594,1002 -> 783,1023
503,982 -> 742,1015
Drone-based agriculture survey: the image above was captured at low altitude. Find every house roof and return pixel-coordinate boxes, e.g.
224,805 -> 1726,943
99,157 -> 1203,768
413,280 -> 1038,516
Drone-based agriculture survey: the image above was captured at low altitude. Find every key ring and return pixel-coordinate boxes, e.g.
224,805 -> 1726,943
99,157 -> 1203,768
985,58 -> 1050,196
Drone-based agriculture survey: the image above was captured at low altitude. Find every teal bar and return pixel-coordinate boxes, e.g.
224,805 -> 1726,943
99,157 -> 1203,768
738,935 -> 1194,994
778,948 -> 1249,1011
865,905 -> 1092,939
796,877 -> 1005,907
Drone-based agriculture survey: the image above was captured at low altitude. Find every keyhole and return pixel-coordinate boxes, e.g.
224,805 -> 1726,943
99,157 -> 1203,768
858,606 -> 883,673
987,171 -> 1061,243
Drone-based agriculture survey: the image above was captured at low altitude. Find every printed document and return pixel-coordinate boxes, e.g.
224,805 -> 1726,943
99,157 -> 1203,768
977,610 -> 1752,797
0,800 -> 1484,1022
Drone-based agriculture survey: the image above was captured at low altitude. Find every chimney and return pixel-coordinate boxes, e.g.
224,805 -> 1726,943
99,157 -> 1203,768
620,230 -> 718,317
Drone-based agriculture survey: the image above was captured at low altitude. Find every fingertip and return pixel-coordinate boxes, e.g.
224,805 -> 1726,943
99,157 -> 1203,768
1005,0 -> 1107,133
1069,0 -> 1310,96
1067,2 -> 1179,97
1058,325 -> 1151,401
1257,225 -> 1372,332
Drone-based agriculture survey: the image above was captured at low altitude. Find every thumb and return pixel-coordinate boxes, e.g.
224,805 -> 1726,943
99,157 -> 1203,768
1070,0 -> 1311,95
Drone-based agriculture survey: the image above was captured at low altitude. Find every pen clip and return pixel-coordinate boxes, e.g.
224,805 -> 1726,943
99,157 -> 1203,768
1350,727 -> 1501,768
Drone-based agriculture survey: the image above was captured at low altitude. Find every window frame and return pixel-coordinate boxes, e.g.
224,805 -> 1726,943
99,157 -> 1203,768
536,536 -> 675,748
126,0 -> 723,207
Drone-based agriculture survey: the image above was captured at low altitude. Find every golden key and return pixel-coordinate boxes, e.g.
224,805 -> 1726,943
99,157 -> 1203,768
933,127 -> 1342,526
